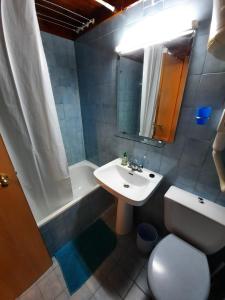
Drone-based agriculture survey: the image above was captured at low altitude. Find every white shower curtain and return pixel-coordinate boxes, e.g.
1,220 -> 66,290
139,45 -> 164,138
0,0 -> 73,222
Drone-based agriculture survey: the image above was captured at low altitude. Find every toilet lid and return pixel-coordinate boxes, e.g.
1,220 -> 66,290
148,234 -> 210,300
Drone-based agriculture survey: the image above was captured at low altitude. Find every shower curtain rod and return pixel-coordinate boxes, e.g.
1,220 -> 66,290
37,12 -> 80,30
38,16 -> 78,33
36,3 -> 85,25
40,0 -> 91,22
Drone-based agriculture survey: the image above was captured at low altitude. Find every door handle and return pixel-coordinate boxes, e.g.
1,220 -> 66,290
0,174 -> 9,187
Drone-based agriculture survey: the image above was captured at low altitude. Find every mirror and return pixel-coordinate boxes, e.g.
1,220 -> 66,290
116,32 -> 194,143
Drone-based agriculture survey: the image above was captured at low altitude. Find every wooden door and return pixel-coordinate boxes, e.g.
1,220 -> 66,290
153,53 -> 189,142
0,135 -> 52,300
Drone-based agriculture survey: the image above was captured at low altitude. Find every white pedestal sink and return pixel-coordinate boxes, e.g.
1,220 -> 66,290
94,158 -> 163,235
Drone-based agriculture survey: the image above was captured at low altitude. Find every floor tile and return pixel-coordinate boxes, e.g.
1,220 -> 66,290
104,264 -> 133,298
124,283 -> 149,300
54,265 -> 68,289
119,254 -> 144,280
85,275 -> 101,294
135,265 -> 150,296
33,261 -> 56,285
110,244 -> 124,262
94,255 -> 116,283
117,233 -> 135,250
55,291 -> 70,300
70,283 -> 93,300
94,286 -> 121,300
38,269 -> 64,300
18,285 -> 43,300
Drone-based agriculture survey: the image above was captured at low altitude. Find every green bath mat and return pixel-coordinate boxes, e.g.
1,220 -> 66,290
54,219 -> 117,294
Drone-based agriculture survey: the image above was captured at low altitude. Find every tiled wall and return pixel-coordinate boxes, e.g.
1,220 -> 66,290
76,0 -> 225,231
41,32 -> 85,165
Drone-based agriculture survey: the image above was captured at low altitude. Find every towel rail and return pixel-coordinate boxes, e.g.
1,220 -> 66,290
38,17 -> 78,33
37,13 -> 80,30
36,1 -> 95,35
40,0 -> 91,21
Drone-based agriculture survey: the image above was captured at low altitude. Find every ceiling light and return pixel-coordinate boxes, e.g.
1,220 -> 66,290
95,0 -> 115,12
116,5 -> 196,54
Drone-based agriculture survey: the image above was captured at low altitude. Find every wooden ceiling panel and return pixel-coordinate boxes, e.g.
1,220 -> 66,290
35,0 -> 138,40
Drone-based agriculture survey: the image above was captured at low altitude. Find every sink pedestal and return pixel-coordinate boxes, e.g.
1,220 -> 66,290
94,159 -> 163,235
116,199 -> 133,235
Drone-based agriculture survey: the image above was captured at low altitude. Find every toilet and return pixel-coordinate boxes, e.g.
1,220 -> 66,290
147,186 -> 225,300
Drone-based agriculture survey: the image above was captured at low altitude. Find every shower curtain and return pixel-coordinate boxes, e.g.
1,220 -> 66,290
0,0 -> 73,222
139,45 -> 164,138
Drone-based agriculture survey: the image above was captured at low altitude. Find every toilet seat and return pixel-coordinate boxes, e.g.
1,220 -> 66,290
148,234 -> 210,300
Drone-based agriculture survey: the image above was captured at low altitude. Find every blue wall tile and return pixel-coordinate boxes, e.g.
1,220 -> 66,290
182,75 -> 201,108
180,139 -> 210,167
41,32 -> 85,165
188,32 -> 208,75
195,73 -> 225,109
203,51 -> 225,74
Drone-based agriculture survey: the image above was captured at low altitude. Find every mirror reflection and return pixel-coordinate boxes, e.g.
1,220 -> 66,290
117,32 -> 194,143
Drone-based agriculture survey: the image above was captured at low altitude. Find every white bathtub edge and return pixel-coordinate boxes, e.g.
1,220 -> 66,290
38,184 -> 100,228
37,160 -> 100,228
68,160 -> 98,171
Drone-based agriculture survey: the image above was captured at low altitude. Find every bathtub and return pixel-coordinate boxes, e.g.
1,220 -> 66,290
38,160 -> 99,227
69,160 -> 99,199
39,160 -> 114,255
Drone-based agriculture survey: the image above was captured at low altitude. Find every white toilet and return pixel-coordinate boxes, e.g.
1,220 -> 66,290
148,186 -> 225,300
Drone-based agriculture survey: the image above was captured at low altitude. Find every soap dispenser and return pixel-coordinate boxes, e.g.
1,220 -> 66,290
121,152 -> 128,166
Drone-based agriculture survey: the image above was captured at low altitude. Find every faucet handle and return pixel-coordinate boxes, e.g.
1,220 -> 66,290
128,160 -> 134,168
128,160 -> 143,172
128,161 -> 138,171
137,164 -> 143,172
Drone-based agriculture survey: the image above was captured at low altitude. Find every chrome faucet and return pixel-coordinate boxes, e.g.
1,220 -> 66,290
128,160 -> 143,172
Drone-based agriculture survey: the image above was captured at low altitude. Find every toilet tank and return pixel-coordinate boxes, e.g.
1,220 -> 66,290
164,186 -> 225,255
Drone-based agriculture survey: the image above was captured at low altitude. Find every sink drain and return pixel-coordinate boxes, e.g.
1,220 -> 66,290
123,184 -> 130,188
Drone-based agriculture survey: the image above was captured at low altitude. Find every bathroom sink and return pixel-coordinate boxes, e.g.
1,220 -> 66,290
94,158 -> 163,234
94,158 -> 163,206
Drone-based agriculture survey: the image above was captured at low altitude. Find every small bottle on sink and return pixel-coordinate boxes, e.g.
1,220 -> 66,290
121,152 -> 128,166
